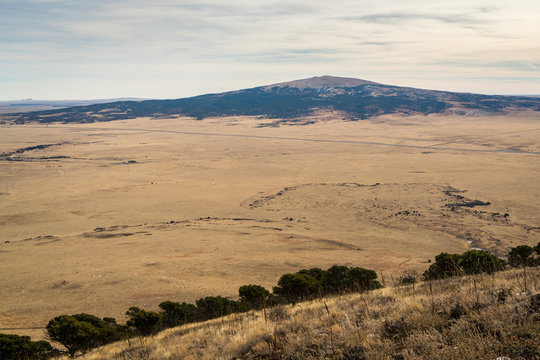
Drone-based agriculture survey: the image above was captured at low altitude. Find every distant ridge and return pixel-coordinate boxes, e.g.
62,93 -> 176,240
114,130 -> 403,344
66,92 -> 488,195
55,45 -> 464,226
0,98 -> 148,114
2,76 -> 540,124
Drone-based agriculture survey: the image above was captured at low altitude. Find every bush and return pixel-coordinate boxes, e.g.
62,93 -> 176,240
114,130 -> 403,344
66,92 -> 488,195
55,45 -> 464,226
159,301 -> 199,328
343,266 -> 382,291
321,266 -> 381,294
397,271 -> 418,286
509,245 -> 536,267
297,268 -> 325,282
195,296 -> 246,320
321,265 -> 349,294
458,250 -> 505,274
273,273 -> 321,302
238,284 -> 271,310
0,333 -> 57,360
126,307 -> 162,336
423,253 -> 462,280
46,313 -> 123,357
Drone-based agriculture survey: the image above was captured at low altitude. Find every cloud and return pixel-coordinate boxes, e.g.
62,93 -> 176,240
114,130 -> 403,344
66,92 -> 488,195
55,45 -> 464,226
343,12 -> 484,25
0,0 -> 539,98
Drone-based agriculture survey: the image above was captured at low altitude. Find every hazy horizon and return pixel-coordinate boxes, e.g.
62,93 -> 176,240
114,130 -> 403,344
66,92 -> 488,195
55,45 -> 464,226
1,0 -> 539,100
1,75 -> 540,102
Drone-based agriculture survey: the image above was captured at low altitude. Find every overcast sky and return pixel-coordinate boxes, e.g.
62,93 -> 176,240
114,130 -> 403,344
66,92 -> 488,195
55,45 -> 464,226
1,0 -> 539,100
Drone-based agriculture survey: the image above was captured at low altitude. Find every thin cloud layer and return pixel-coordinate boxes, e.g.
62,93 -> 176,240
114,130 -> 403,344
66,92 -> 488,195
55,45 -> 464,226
0,0 -> 539,99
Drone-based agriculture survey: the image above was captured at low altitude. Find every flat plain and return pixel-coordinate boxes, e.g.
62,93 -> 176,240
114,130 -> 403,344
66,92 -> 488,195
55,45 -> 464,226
1,112 -> 539,338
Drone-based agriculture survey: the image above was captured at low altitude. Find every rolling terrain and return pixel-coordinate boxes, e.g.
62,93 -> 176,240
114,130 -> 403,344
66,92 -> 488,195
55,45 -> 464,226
0,77 -> 539,341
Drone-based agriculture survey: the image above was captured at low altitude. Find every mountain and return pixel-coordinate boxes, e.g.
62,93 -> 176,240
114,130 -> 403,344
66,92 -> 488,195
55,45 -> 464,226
3,76 -> 540,124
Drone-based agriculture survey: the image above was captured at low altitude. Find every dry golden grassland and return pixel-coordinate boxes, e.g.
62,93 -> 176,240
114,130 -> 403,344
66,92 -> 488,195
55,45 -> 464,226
0,112 -> 539,338
62,267 -> 540,360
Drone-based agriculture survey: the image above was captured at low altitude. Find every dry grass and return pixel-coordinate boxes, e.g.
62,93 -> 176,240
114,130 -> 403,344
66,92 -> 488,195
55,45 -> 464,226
2,114 -> 539,335
64,267 -> 539,360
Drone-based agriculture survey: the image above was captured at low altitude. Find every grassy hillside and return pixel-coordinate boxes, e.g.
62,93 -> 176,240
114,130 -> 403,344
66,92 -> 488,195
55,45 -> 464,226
62,267 -> 539,360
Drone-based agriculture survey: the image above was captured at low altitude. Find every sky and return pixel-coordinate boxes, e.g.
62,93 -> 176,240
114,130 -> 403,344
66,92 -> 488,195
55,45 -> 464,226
1,0 -> 539,100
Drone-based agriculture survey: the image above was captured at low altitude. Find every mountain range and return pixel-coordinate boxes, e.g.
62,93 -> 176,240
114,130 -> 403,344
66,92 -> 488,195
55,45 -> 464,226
3,76 -> 540,124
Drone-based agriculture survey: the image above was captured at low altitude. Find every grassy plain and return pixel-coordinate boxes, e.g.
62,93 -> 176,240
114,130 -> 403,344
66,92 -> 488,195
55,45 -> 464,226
0,112 -> 539,338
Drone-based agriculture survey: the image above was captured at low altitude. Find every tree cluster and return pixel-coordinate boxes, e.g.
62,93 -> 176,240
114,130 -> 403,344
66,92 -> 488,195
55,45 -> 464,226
0,334 -> 58,360
273,265 -> 382,302
4,244 -> 538,358
33,265 -> 381,357
423,243 -> 540,281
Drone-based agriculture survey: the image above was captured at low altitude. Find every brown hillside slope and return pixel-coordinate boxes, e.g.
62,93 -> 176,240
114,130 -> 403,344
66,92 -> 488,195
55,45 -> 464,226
66,267 -> 539,360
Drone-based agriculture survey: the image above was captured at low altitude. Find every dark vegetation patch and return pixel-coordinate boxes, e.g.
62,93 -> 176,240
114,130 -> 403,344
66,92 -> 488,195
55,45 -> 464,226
3,243 -> 539,358
0,142 -> 73,162
446,200 -> 491,209
83,232 -> 140,239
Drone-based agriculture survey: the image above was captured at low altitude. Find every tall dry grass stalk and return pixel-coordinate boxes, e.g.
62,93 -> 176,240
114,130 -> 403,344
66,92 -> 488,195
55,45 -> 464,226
57,267 -> 539,360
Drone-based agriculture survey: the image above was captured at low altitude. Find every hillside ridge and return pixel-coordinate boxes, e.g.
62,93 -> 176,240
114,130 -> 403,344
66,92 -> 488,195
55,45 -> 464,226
57,267 -> 540,360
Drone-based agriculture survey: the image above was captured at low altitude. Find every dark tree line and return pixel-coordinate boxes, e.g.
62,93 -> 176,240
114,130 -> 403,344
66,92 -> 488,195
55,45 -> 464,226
423,243 -> 540,281
3,243 -> 538,358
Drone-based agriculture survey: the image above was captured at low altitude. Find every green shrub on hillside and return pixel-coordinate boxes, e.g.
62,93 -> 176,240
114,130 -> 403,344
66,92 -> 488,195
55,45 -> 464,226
195,296 -> 246,320
46,313 -> 123,357
238,284 -> 272,310
508,245 -> 537,267
159,301 -> 199,328
322,265 -> 382,294
0,333 -> 57,360
273,265 -> 382,301
423,252 -> 462,280
297,268 -> 325,282
126,307 -> 162,336
273,272 -> 321,302
424,249 -> 507,280
458,250 -> 505,274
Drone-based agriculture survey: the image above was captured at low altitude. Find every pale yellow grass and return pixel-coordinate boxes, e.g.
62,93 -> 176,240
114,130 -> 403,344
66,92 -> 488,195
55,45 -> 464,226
68,267 -> 539,360
0,113 -> 539,337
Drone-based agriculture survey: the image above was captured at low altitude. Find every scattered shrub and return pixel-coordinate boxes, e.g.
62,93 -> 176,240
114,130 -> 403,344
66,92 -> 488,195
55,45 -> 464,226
159,301 -> 199,327
423,252 -> 462,280
509,245 -> 537,267
126,307 -> 162,336
195,296 -> 246,320
0,333 -> 57,360
239,284 -> 272,310
458,250 -> 505,274
46,313 -> 123,357
273,273 -> 321,302
397,271 -> 418,285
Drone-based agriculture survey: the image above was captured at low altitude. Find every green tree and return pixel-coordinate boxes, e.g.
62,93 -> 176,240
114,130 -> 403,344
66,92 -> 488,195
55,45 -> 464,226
159,301 -> 199,328
458,250 -> 505,275
508,245 -> 534,267
297,268 -> 325,282
46,314 -> 122,357
272,273 -> 320,302
320,266 -> 381,294
321,265 -> 349,294
126,307 -> 162,336
238,284 -> 271,310
0,333 -> 57,360
195,296 -> 246,320
345,266 -> 382,291
423,253 -> 462,280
